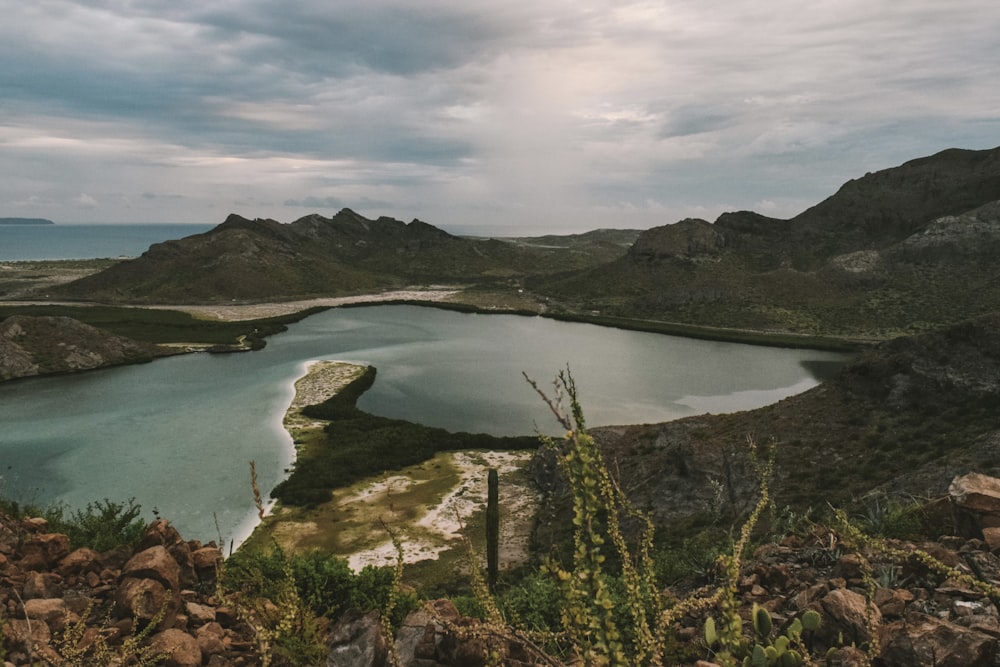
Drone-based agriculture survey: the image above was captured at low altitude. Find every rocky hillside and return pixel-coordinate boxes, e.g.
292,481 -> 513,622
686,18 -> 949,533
0,315 -> 166,381
532,146 -> 1000,338
531,312 -> 1000,552
50,210 -> 625,304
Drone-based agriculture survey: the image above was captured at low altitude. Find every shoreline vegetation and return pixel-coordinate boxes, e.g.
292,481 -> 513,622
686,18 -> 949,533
249,358 -> 539,583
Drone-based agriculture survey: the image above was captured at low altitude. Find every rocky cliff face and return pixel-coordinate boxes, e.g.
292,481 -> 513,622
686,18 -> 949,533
0,315 -> 163,381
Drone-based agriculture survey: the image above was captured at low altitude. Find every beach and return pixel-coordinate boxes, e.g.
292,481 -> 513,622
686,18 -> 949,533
258,357 -> 540,573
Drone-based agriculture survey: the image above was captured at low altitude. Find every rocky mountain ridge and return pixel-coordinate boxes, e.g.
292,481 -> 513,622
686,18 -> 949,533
534,147 -> 1000,338
49,210 -> 616,304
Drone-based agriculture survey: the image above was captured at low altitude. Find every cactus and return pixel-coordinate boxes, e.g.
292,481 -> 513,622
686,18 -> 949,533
486,467 -> 499,593
752,603 -> 772,641
705,607 -> 815,667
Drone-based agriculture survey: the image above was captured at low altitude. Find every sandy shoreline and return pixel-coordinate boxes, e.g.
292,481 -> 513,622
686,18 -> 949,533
144,289 -> 461,321
259,357 -> 539,572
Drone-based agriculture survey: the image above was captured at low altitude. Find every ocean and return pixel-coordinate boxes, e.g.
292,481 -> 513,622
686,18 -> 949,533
0,223 -> 215,261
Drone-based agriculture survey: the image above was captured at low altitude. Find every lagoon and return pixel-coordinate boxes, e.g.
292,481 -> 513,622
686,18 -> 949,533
0,305 -> 849,547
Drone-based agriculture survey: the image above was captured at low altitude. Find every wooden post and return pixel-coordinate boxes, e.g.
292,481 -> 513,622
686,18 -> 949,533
487,468 -> 499,592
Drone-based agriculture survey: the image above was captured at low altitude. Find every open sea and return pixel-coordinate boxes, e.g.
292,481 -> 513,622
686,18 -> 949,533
0,223 -> 215,261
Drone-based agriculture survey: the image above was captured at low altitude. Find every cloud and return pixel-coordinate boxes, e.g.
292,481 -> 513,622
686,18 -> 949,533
75,193 -> 99,209
0,0 -> 997,230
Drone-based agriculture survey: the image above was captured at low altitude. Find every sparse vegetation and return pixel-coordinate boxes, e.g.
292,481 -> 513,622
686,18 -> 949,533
1,496 -> 148,552
272,366 -> 537,507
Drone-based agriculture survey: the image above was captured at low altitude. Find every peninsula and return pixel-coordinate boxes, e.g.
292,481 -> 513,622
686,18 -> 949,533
0,217 -> 54,225
252,359 -> 538,578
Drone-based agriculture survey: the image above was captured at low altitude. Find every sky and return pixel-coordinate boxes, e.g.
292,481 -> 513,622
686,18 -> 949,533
1,1 -> 998,235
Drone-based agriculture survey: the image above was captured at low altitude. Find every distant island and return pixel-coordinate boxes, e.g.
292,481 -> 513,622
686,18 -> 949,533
0,217 -> 55,225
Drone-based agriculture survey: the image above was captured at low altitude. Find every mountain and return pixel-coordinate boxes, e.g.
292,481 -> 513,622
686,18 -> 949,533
49,146 -> 1000,340
530,146 -> 1000,339
51,209 -> 624,303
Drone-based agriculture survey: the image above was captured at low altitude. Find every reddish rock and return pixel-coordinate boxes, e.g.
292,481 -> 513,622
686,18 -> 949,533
192,545 -> 224,581
138,520 -> 196,588
116,576 -> 178,627
58,547 -> 103,577
186,600 -> 217,625
148,627 -> 203,667
19,532 -> 70,570
121,545 -> 181,592
880,611 -> 999,667
815,588 -> 882,650
23,597 -> 73,633
196,622 -> 227,657
22,570 -> 63,599
982,526 -> 1000,552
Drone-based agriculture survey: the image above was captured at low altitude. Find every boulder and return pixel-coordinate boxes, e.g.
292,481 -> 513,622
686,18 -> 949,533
22,571 -> 63,599
138,520 -> 196,588
879,611 -> 999,667
148,627 -> 203,667
120,545 -> 181,592
58,547 -> 103,578
326,608 -> 389,667
814,588 -> 882,650
115,576 -> 177,627
22,597 -> 72,633
18,533 -> 70,570
950,473 -> 1000,537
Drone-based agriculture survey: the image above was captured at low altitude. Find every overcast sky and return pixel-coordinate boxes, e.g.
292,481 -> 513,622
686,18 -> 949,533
2,1 -> 998,234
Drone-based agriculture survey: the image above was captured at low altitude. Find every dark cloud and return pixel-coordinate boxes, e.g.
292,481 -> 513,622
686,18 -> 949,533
0,0 -> 998,230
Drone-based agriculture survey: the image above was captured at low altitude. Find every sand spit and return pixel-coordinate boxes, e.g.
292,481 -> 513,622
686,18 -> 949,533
156,289 -> 460,322
268,358 -> 540,573
342,450 -> 538,572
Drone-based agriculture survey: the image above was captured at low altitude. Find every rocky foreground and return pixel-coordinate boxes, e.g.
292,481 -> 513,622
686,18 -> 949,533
5,473 -> 1000,665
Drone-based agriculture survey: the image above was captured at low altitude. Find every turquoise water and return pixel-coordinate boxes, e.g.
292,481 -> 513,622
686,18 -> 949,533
0,304 -> 849,547
0,224 -> 214,260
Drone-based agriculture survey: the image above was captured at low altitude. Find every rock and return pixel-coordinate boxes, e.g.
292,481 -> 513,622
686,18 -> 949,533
148,628 -> 203,667
138,521 -> 197,588
186,600 -> 217,625
18,533 -> 70,570
982,526 -> 1000,553
115,576 -> 177,627
825,646 -> 869,667
950,473 -> 1000,537
195,622 -> 227,658
121,545 -> 181,592
879,611 -> 999,667
815,588 -> 882,650
22,597 -> 71,632
22,571 -> 63,599
326,608 -> 389,667
57,547 -> 103,578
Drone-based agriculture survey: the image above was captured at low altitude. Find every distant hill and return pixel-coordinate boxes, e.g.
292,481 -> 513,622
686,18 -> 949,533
51,210 -> 627,303
49,146 -> 1000,340
0,314 -> 163,380
530,146 -> 1000,339
0,217 -> 54,225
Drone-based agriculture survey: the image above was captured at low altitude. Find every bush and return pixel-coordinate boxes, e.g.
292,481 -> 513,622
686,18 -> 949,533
222,545 -> 417,626
41,498 -> 148,552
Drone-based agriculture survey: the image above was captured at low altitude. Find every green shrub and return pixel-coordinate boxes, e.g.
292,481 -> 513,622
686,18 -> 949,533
222,545 -> 417,627
42,498 -> 148,552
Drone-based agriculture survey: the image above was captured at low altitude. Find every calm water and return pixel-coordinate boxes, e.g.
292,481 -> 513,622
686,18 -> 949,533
0,305 -> 849,546
0,224 -> 214,260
